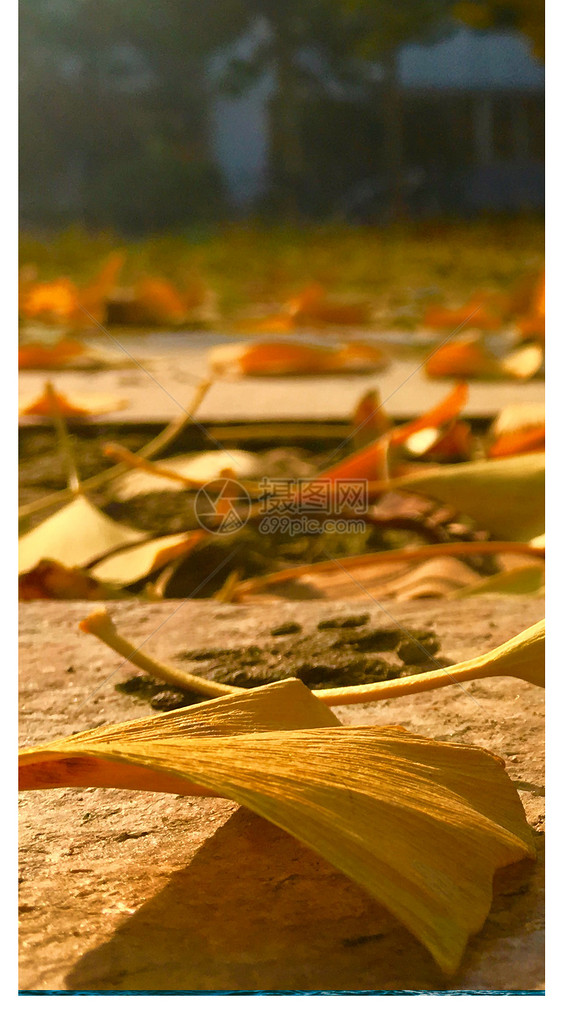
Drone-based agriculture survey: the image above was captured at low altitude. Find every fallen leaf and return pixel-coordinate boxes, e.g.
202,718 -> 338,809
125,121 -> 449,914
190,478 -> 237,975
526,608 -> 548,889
452,564 -> 545,598
425,334 -> 542,381
19,252 -> 125,326
90,531 -> 205,585
19,384 -> 128,418
403,420 -> 472,462
19,677 -> 535,976
351,389 -> 392,448
18,338 -> 89,370
72,251 -> 126,325
286,283 -> 372,326
20,278 -> 79,323
108,449 -> 263,500
320,383 -> 468,481
244,556 -> 481,602
129,277 -> 189,326
488,402 -> 545,458
390,453 -> 544,542
423,296 -> 504,331
209,339 -> 387,377
18,559 -> 124,601
18,495 -> 146,574
233,541 -> 543,603
501,343 -> 543,380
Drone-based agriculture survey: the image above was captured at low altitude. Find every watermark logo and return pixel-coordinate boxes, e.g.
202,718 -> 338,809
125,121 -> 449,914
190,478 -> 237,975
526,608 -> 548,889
194,478 -> 253,534
194,477 -> 368,536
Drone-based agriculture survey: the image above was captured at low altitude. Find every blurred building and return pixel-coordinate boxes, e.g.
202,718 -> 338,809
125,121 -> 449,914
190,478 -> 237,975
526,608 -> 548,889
212,24 -> 545,218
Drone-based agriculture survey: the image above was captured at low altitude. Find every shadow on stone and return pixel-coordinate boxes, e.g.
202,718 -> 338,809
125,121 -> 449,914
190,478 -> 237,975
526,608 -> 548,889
64,807 -> 445,991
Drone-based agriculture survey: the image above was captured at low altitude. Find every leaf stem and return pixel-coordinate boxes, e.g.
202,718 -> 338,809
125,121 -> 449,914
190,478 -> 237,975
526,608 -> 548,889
45,382 -> 82,495
19,374 -> 214,519
233,540 -> 544,598
79,608 -> 243,698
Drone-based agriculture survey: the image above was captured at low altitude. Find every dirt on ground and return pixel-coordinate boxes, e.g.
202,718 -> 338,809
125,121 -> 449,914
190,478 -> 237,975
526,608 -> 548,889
19,595 -> 544,992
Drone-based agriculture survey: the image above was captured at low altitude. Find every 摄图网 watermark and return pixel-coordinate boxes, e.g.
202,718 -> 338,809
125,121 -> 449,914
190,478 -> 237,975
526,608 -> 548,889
194,477 -> 369,535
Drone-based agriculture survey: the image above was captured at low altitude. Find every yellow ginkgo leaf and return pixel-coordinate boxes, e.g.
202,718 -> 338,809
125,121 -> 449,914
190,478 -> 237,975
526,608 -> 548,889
90,530 -> 205,585
18,495 -> 146,574
19,680 -> 535,977
452,564 -> 545,598
391,453 -> 544,542
19,385 -> 129,418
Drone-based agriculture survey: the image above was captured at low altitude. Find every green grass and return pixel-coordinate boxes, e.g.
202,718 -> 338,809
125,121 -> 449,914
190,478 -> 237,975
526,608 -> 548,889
19,218 -> 544,321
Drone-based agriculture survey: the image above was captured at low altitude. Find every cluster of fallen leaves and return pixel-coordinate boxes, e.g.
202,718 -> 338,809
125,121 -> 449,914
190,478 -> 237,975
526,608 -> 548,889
18,261 -> 545,975
19,252 -> 215,332
19,254 -> 544,382
19,375 -> 544,602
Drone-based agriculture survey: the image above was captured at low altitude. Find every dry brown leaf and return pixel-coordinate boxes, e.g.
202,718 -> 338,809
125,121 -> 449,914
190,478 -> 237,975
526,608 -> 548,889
320,383 -> 468,482
425,334 -> 542,381
423,298 -> 504,331
18,337 -> 89,370
233,541 -> 543,604
209,339 -> 387,377
18,559 -> 124,601
488,402 -> 545,458
19,384 -> 128,418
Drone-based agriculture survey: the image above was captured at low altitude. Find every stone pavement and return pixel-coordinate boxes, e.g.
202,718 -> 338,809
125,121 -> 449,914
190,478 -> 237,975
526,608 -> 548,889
19,332 -> 545,424
19,595 -> 544,991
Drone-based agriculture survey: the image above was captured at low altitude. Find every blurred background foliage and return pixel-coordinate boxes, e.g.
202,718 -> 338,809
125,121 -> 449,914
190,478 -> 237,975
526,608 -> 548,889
19,0 -> 544,235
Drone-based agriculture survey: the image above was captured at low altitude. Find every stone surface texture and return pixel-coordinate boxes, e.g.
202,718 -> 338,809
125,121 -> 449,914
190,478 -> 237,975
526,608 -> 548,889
19,596 -> 545,992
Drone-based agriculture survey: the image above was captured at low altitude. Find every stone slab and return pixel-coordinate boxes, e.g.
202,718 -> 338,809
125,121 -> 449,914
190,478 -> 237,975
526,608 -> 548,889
19,596 -> 545,991
19,332 -> 545,424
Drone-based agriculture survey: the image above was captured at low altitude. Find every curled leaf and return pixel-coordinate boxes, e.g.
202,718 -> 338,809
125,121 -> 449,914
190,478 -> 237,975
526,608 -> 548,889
488,402 -> 545,459
19,680 -> 535,976
320,383 -> 468,481
234,541 -> 543,604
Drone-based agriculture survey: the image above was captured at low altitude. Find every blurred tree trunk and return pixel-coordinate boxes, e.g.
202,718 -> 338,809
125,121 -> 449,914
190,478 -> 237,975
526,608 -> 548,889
381,48 -> 404,221
268,25 -> 305,220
